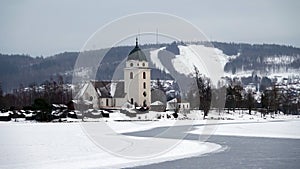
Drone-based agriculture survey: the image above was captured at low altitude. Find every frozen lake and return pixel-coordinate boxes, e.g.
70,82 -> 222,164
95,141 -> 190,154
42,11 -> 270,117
0,120 -> 299,168
125,121 -> 300,169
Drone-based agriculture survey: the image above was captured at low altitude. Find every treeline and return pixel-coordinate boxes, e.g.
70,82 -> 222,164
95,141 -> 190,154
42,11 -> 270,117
220,42 -> 300,74
187,76 -> 300,116
0,76 -> 72,111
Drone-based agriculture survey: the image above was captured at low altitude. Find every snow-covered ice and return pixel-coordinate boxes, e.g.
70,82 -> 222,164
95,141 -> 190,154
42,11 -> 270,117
0,121 -> 220,169
189,119 -> 300,139
1,110 -> 299,169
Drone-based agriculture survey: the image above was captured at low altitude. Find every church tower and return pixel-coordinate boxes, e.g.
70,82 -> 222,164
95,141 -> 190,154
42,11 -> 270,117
124,38 -> 151,107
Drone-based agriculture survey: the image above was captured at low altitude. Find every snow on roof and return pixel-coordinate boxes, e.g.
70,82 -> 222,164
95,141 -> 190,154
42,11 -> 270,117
167,98 -> 177,103
92,81 -> 125,98
110,82 -> 117,97
75,82 -> 89,99
151,101 -> 165,105
0,112 -> 10,116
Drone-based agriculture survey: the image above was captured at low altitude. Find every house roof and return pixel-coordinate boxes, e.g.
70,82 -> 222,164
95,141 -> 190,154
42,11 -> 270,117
150,101 -> 165,105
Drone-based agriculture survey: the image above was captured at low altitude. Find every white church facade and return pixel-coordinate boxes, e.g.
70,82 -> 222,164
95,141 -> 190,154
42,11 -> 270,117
75,38 -> 151,109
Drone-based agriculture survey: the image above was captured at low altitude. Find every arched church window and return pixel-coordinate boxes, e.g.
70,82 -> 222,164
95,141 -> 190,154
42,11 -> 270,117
143,82 -> 146,89
142,62 -> 145,67
130,63 -> 133,67
130,72 -> 133,79
143,91 -> 147,97
143,72 -> 146,79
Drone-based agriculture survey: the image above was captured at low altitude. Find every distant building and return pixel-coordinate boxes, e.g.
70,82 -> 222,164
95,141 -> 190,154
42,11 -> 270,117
178,100 -> 190,114
166,98 -> 190,114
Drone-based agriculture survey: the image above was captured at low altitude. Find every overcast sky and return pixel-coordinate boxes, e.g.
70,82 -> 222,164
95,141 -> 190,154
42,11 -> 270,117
0,0 -> 299,56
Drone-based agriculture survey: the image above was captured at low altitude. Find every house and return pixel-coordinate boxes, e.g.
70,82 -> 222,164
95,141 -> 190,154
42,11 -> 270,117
150,101 -> 166,112
178,100 -> 190,114
166,98 -> 190,114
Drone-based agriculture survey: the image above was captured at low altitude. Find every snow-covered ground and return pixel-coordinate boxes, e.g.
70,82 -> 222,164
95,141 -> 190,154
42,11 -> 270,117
149,47 -> 169,73
1,111 -> 299,169
172,45 -> 227,78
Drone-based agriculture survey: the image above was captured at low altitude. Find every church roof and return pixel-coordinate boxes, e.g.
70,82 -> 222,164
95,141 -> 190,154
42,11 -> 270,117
127,38 -> 147,61
92,81 -> 126,98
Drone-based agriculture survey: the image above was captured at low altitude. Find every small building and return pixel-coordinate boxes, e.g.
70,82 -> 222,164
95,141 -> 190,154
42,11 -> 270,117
150,101 -> 166,112
166,98 -> 190,114
178,100 -> 190,114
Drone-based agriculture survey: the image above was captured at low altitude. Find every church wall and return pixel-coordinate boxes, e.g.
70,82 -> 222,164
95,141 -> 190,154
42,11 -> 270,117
124,61 -> 151,107
82,82 -> 99,109
99,97 -> 126,108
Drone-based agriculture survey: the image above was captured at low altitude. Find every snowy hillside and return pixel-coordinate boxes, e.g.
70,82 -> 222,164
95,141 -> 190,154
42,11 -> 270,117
150,44 -> 233,84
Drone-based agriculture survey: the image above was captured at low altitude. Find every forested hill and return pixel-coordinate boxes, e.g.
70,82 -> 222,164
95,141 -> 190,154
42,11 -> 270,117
211,42 -> 300,73
1,42 -> 299,93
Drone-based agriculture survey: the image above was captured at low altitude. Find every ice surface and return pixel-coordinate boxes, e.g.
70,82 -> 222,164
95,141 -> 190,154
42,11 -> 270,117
189,118 -> 300,139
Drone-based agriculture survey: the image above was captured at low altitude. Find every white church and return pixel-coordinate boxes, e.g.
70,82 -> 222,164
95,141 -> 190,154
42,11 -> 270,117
75,38 -> 151,109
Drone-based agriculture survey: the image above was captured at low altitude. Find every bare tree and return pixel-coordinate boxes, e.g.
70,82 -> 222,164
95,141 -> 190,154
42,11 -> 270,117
194,66 -> 212,119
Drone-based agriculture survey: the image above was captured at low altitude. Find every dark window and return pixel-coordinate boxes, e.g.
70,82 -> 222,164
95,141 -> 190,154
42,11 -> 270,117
143,82 -> 146,89
130,98 -> 134,104
142,62 -> 145,67
130,63 -> 133,67
143,91 -> 147,97
106,99 -> 109,106
143,100 -> 147,107
143,72 -> 146,79
130,72 -> 133,79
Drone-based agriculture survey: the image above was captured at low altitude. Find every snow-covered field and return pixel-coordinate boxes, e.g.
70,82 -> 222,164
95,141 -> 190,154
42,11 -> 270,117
1,113 -> 299,169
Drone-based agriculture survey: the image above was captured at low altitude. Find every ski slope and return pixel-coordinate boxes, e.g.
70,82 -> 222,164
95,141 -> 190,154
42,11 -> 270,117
150,44 -> 231,85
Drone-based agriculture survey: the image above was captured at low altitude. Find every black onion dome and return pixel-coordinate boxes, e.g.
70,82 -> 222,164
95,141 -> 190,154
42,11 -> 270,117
127,38 -> 147,61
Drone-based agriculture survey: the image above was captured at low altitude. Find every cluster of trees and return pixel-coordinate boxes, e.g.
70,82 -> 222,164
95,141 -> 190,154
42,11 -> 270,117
0,76 -> 72,111
188,71 -> 300,118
